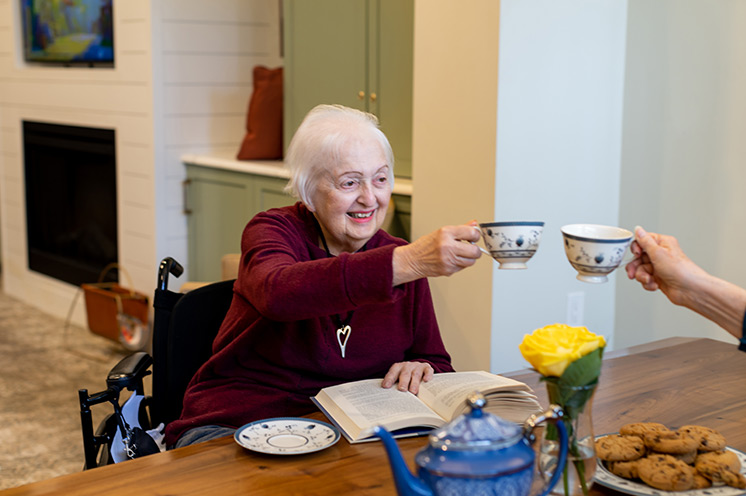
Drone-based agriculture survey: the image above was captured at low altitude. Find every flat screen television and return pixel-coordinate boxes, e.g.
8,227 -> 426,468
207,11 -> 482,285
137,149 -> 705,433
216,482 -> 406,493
21,0 -> 114,65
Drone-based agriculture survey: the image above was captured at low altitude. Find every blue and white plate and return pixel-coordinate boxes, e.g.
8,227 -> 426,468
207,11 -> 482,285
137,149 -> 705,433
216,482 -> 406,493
234,417 -> 340,455
594,438 -> 746,496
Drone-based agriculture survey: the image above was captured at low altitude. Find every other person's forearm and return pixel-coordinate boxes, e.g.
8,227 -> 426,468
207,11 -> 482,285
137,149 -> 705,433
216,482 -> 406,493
681,272 -> 746,339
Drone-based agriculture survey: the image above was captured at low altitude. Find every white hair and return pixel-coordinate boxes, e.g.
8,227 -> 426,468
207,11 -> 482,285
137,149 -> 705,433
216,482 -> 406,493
284,104 -> 395,208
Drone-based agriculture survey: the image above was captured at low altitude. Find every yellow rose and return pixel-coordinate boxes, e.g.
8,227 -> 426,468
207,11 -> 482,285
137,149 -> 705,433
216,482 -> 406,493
519,324 -> 606,377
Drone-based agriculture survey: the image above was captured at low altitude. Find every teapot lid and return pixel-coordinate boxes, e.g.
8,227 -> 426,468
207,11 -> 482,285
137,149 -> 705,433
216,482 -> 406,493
428,392 -> 523,451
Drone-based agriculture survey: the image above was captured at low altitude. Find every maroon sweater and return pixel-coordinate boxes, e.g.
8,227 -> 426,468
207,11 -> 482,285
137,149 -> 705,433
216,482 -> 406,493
165,203 -> 454,445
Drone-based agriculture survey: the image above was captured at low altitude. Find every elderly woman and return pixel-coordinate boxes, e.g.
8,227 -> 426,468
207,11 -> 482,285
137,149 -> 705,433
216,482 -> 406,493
166,104 -> 482,448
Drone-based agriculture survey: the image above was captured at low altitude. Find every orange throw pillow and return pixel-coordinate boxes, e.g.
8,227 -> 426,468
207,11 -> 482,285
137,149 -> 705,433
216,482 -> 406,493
236,66 -> 283,160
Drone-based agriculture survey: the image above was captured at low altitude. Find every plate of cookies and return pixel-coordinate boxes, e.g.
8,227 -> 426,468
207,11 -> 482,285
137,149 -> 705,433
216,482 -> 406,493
593,422 -> 746,495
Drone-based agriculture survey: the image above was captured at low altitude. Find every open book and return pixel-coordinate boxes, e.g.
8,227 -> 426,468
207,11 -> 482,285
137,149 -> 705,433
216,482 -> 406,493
311,370 -> 543,443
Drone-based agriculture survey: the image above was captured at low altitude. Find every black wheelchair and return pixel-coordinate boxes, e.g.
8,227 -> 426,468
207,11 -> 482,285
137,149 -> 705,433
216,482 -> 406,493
78,257 -> 235,469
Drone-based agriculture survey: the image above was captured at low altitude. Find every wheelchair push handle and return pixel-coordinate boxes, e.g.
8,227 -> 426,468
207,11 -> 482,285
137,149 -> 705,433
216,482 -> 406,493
107,351 -> 153,391
158,257 -> 184,291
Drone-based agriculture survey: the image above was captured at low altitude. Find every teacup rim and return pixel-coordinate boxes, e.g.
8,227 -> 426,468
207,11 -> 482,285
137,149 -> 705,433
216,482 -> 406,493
479,221 -> 545,228
561,223 -> 633,242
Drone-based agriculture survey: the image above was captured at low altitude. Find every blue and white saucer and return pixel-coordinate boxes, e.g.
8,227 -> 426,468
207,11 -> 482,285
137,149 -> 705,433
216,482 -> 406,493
234,417 -> 340,455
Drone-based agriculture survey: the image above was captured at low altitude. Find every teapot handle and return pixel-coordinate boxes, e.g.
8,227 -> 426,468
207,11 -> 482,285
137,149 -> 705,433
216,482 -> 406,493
524,405 -> 568,496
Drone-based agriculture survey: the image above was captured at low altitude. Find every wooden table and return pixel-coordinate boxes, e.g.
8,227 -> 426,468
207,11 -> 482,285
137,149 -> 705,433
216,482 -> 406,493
4,337 -> 745,495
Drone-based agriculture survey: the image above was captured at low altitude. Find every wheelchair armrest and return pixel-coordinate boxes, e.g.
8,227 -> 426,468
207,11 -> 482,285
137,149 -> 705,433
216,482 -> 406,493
107,351 -> 153,391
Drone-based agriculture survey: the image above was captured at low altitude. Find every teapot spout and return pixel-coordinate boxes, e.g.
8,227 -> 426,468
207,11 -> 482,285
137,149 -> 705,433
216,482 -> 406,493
373,426 -> 432,496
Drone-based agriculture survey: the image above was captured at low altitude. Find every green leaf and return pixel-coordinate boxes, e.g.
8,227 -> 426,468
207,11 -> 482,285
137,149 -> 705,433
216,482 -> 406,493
559,347 -> 604,388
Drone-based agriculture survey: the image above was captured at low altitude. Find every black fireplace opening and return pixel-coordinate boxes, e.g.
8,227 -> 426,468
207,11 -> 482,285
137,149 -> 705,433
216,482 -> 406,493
23,121 -> 118,286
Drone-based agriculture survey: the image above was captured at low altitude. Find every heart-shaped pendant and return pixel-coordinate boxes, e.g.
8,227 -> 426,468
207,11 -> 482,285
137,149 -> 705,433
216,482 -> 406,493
336,325 -> 351,358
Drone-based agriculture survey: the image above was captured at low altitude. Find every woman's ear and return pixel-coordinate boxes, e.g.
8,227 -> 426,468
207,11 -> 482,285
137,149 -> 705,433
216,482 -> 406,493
303,177 -> 318,212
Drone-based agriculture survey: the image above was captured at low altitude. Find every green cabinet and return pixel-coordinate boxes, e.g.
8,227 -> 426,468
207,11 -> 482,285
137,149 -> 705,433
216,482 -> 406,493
283,0 -> 414,178
184,164 -> 294,282
389,194 -> 411,242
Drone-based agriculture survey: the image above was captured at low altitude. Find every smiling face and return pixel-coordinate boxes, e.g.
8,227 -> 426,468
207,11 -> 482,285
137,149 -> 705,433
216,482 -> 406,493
309,135 -> 392,255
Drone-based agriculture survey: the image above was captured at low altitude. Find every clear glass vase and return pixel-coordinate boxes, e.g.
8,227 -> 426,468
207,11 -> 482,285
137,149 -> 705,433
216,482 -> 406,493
539,383 -> 597,496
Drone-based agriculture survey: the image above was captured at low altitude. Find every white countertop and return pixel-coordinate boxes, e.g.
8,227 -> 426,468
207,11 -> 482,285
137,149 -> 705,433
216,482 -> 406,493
181,153 -> 413,197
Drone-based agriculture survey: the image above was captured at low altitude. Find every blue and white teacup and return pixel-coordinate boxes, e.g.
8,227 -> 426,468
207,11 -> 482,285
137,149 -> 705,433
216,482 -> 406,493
561,224 -> 633,283
477,221 -> 545,269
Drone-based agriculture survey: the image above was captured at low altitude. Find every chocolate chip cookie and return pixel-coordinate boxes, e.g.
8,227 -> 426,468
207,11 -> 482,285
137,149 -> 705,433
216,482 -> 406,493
695,450 -> 746,489
679,425 -> 727,452
637,453 -> 695,491
651,449 -> 697,465
619,422 -> 670,439
643,430 -> 699,455
695,449 -> 741,473
607,459 -> 640,479
595,434 -> 646,462
691,473 -> 712,489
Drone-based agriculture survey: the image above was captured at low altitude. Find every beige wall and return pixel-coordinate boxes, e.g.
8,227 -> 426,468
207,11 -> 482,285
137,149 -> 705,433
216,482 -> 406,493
412,1 -> 500,372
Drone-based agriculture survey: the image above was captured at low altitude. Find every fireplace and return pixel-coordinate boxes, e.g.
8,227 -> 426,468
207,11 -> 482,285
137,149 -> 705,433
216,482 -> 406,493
23,121 -> 118,286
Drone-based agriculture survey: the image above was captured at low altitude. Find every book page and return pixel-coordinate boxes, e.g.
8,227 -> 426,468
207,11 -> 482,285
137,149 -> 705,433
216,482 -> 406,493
481,390 -> 543,423
417,371 -> 533,421
314,379 -> 445,441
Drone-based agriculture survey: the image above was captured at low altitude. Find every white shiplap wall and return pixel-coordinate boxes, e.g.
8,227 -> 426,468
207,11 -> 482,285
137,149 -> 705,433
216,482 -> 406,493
153,0 -> 282,282
0,0 -> 282,326
0,0 -> 156,323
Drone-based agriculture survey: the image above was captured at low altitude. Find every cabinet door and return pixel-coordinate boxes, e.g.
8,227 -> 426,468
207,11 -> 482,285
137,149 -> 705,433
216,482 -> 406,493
185,167 -> 296,282
377,0 -> 414,178
390,193 -> 412,241
253,176 -> 296,213
283,0 -> 368,147
283,0 -> 413,178
185,169 -> 252,282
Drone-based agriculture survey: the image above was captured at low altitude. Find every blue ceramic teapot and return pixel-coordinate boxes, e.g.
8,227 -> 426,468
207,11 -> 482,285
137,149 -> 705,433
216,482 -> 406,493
374,392 -> 568,496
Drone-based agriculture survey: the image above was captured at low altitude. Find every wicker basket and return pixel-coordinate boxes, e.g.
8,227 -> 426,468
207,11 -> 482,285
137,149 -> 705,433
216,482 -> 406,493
82,264 -> 149,348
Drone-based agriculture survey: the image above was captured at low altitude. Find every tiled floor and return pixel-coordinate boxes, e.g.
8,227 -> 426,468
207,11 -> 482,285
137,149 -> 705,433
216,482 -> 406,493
0,289 -> 129,490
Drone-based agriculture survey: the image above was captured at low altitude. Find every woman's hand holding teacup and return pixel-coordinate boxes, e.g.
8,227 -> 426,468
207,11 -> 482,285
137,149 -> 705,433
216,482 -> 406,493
392,222 -> 482,286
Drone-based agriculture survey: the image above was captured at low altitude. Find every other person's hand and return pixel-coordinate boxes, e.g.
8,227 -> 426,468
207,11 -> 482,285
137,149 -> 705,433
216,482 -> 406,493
625,226 -> 746,340
625,226 -> 707,306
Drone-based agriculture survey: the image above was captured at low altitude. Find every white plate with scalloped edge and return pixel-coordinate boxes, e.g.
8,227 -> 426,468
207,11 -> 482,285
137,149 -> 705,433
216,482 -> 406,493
234,417 -> 340,455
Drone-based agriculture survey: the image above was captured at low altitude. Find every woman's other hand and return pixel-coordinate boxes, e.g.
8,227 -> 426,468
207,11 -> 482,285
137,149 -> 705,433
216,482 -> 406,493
392,222 -> 482,286
381,361 -> 435,394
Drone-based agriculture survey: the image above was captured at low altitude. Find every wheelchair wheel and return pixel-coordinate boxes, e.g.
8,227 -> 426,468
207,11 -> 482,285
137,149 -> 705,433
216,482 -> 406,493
117,313 -> 150,351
